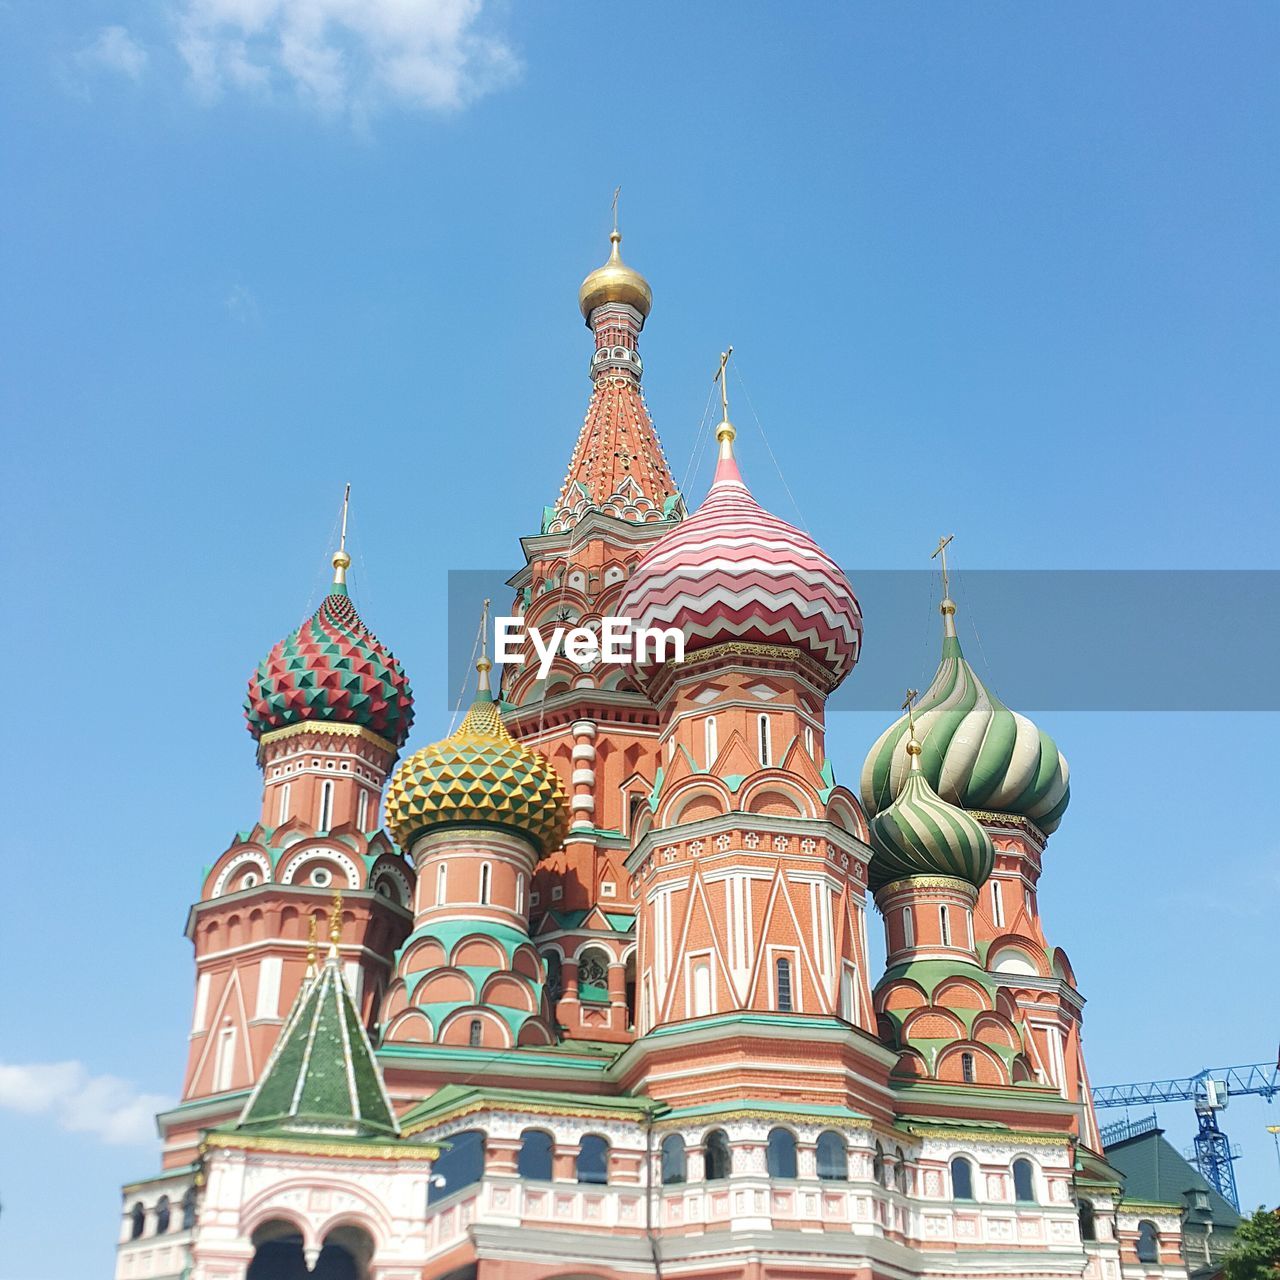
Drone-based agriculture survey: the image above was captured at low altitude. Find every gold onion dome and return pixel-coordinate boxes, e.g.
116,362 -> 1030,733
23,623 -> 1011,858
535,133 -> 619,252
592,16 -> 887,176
384,659 -> 569,855
578,230 -> 653,322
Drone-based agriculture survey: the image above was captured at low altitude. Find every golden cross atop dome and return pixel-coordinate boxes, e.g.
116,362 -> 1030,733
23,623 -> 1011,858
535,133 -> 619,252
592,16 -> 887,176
612,185 -> 621,235
931,533 -> 954,597
332,483 -> 352,586
714,347 -> 735,445
477,597 -> 493,689
901,687 -> 922,758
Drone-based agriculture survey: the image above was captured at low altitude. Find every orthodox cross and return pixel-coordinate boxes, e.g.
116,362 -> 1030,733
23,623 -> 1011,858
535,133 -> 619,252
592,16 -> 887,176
931,533 -> 954,597
612,186 -> 621,234
714,346 -> 734,420
339,483 -> 351,554
902,687 -> 920,740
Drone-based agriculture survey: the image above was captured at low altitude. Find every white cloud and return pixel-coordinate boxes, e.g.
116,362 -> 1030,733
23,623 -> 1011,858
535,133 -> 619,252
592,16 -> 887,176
76,25 -> 150,80
172,0 -> 519,118
225,281 -> 262,325
0,1061 -> 172,1146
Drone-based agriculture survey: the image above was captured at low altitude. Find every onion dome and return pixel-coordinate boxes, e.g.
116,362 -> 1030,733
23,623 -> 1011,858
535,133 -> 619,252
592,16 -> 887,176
384,658 -> 569,854
860,595 -> 1069,834
620,413 -> 862,688
245,549 -> 414,748
579,230 -> 653,323
869,738 -> 995,891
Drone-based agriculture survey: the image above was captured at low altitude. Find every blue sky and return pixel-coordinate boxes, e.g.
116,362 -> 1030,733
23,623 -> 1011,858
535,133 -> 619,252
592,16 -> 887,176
2,3 -> 1278,1276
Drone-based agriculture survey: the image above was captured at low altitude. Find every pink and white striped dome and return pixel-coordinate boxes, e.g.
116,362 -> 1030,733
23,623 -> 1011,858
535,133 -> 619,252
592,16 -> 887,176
620,435 -> 862,687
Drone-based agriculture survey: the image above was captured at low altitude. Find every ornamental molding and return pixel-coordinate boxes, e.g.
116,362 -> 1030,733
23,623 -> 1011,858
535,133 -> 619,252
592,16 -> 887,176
212,850 -> 273,898
651,1111 -> 873,1135
278,846 -> 362,889
258,720 -> 398,758
202,1132 -> 438,1162
904,1125 -> 1070,1151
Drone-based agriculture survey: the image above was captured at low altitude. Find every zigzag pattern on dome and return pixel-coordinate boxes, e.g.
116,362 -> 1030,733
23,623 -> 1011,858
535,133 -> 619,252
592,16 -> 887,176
860,622 -> 1069,834
384,669 -> 569,855
245,583 -> 413,749
621,436 -> 862,687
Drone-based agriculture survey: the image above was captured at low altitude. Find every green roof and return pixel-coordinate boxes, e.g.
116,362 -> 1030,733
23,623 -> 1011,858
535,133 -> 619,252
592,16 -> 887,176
1106,1127 -> 1240,1229
238,948 -> 398,1138
399,1082 -> 656,1133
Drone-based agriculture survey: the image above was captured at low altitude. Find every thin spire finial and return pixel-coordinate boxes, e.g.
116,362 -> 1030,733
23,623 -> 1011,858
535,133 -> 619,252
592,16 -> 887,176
714,347 -> 736,452
477,598 -> 493,693
332,485 -> 353,588
306,913 -> 318,971
931,533 -> 957,638
611,185 -> 621,236
328,888 -> 343,956
901,687 -> 922,766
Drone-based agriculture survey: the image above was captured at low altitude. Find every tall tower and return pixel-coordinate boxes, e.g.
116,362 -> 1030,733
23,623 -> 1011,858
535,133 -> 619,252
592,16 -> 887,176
501,220 -> 684,1042
167,518 -> 417,1165
380,650 -> 569,1050
861,555 -> 1100,1147
615,387 -> 879,1107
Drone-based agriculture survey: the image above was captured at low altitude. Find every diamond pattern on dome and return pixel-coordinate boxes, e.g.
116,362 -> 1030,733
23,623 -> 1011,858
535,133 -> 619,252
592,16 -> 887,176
385,692 -> 569,855
245,587 -> 413,748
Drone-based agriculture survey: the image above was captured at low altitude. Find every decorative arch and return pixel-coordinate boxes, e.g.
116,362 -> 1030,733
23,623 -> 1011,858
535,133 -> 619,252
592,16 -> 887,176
936,1042 -> 1008,1086
278,846 -> 362,890
901,1007 -> 966,1041
450,935 -> 507,969
824,788 -> 869,840
382,1008 -> 434,1043
211,849 -> 272,898
738,774 -> 819,819
658,777 -> 732,827
439,1007 -> 511,1048
933,975 -> 993,1012
411,968 -> 476,1006
987,931 -> 1050,977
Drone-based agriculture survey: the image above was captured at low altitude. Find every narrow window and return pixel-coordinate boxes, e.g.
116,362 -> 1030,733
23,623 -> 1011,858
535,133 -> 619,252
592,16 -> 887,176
543,951 -> 563,1007
950,1157 -> 974,1201
357,789 -> 369,829
213,1025 -> 236,1091
428,1129 -> 485,1205
902,908 -> 915,949
766,1128 -> 797,1178
516,874 -> 525,915
661,1134 -> 687,1186
181,1188 -> 197,1230
704,1129 -> 731,1180
1137,1221 -> 1159,1263
758,715 -> 772,766
939,905 -> 951,946
468,1018 -> 483,1047
691,958 -> 712,1017
278,783 -> 291,824
578,949 -> 610,1002
130,1203 -> 145,1240
704,715 -> 718,768
318,779 -> 334,830
154,1197 -> 170,1234
873,1141 -> 886,1187
577,1134 -> 609,1185
479,862 -> 491,905
803,725 -> 814,757
961,1051 -> 976,1083
1013,1157 -> 1035,1203
517,1129 -> 553,1180
775,957 -> 793,1012
436,863 -> 447,905
816,1130 -> 847,1180
1077,1199 -> 1096,1242
895,1147 -> 909,1193
991,880 -> 1005,927
966,909 -> 975,950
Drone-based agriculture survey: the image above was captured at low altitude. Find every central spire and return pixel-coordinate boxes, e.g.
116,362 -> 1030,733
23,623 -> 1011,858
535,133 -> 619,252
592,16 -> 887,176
546,207 -> 681,534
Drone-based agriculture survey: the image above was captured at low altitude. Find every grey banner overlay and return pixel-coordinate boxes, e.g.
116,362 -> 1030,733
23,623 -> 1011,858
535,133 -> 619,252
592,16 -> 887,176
446,570 -> 1279,712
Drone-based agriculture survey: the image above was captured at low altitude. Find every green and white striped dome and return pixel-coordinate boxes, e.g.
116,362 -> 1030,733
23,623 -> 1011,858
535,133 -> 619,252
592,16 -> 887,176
860,604 -> 1070,835
869,740 -> 995,890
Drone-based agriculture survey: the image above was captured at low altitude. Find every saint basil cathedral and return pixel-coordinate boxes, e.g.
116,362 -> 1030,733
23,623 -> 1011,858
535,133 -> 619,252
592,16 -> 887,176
115,228 -> 1189,1280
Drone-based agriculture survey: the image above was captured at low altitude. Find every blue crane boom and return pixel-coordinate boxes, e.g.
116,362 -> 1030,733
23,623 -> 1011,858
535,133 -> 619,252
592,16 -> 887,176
1091,1058 -> 1279,1212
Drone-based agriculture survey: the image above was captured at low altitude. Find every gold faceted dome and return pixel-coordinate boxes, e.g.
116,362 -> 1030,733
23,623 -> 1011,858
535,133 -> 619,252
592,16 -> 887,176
384,669 -> 569,856
578,231 -> 653,322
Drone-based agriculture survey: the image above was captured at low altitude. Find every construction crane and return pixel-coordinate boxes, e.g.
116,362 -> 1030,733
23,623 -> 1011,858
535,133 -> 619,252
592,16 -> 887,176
1092,1060 -> 1279,1211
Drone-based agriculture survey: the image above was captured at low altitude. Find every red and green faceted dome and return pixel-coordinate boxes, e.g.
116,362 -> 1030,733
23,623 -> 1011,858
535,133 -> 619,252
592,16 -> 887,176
245,584 -> 414,747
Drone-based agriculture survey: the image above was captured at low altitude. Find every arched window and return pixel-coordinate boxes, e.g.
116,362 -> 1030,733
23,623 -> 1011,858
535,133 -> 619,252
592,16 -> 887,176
873,1140 -> 887,1187
429,1128 -> 485,1205
775,957 -> 793,1012
181,1187 -> 197,1230
1012,1157 -> 1036,1203
758,715 -> 772,766
516,874 -> 525,915
154,1196 -> 170,1234
1077,1199 -> 1097,1242
895,1147 -> 909,1193
902,908 -> 915,949
436,862 -> 447,905
704,716 -> 718,768
950,1156 -> 974,1201
543,951 -> 563,1007
766,1127 -> 797,1178
991,880 -> 1005,926
278,782 -> 291,824
357,789 -> 369,830
318,779 -> 334,830
517,1129 -> 553,1181
661,1134 -> 687,1185
1137,1220 -> 1159,1263
816,1130 -> 847,1180
939,904 -> 951,946
130,1203 -> 145,1239
578,948 -> 610,1002
577,1134 -> 609,1185
468,1018 -> 483,1047
479,862 -> 491,905
961,1051 -> 976,1083
704,1128 -> 731,1181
